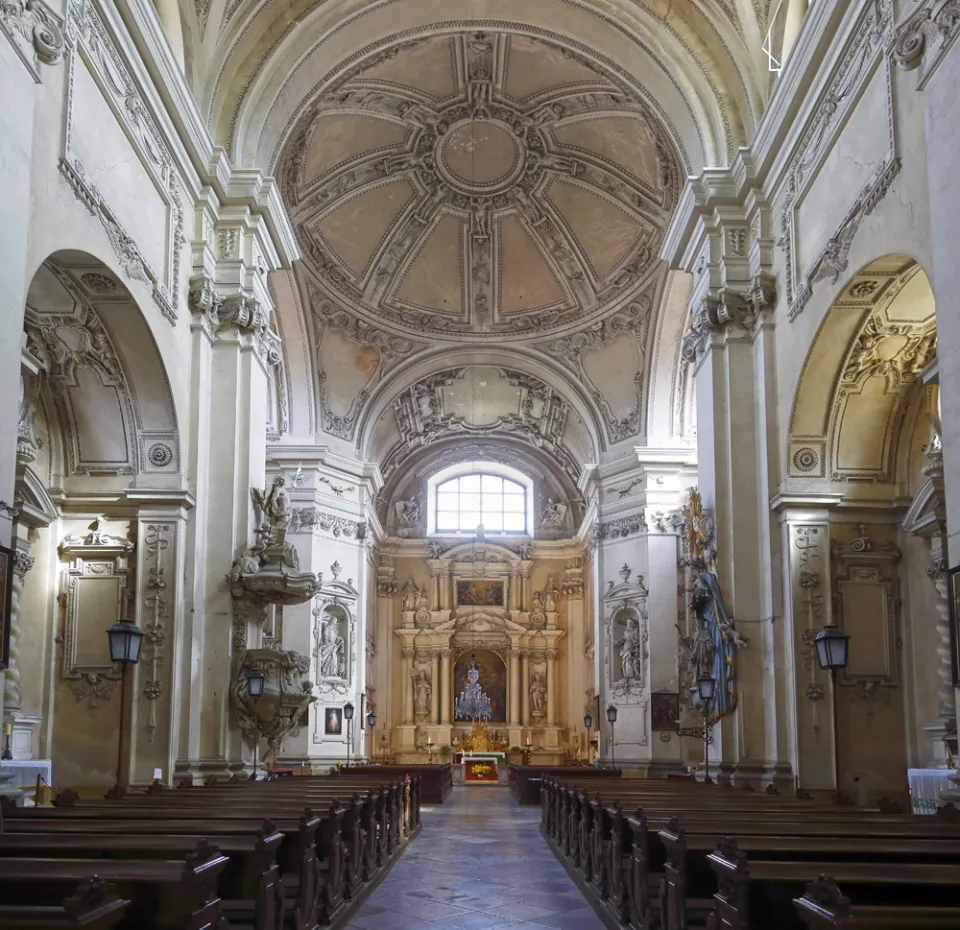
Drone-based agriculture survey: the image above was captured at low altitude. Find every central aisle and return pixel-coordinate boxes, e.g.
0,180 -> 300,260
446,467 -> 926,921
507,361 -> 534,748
346,785 -> 604,929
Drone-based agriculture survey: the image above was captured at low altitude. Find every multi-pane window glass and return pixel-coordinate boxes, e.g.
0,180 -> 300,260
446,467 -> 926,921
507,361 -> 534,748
435,473 -> 527,534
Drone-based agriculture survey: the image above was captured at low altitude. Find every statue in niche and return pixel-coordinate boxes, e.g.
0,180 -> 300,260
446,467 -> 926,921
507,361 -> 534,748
401,578 -> 419,612
414,668 -> 432,717
540,497 -> 567,530
543,574 -> 559,612
317,617 -> 345,679
395,497 -> 422,526
530,670 -> 546,715
617,616 -> 642,681
251,475 -> 291,544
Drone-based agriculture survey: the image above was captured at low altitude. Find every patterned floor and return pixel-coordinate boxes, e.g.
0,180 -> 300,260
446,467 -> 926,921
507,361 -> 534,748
346,785 -> 604,929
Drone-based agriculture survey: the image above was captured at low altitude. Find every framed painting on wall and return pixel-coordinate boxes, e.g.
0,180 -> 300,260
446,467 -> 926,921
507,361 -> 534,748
0,545 -> 12,670
651,692 -> 679,731
324,707 -> 343,735
949,564 -> 960,684
456,579 -> 505,608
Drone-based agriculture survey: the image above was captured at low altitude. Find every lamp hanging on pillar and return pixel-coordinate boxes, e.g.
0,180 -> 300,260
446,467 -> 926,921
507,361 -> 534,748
583,712 -> 593,765
814,622 -> 851,804
246,667 -> 265,778
105,621 -> 144,797
344,701 -> 355,767
606,704 -> 618,769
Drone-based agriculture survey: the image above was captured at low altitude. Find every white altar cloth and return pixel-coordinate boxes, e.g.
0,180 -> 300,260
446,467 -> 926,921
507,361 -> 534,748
907,767 -> 954,814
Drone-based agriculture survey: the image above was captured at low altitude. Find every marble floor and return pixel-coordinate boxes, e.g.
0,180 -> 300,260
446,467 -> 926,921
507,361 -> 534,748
346,785 -> 604,929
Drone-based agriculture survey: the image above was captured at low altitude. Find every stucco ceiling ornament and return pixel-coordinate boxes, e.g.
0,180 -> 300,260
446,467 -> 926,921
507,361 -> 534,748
840,315 -> 936,392
384,365 -> 579,484
282,31 -> 678,344
0,0 -> 64,78
892,0 -> 960,88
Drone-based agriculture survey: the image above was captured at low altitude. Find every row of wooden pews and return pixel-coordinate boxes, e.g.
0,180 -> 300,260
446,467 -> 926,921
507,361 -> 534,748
539,775 -> 960,929
508,764 -> 621,805
0,771 -> 421,930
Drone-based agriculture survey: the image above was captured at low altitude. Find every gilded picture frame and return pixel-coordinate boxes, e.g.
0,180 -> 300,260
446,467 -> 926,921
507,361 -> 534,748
0,545 -> 12,670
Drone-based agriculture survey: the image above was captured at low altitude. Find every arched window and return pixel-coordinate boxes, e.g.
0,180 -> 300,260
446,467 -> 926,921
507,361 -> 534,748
428,463 -> 532,535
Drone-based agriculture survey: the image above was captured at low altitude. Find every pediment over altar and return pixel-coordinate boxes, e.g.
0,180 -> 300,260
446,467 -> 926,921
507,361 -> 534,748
428,541 -> 530,572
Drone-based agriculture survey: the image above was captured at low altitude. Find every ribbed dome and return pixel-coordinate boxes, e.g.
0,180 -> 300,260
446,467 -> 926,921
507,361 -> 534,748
282,31 -> 679,343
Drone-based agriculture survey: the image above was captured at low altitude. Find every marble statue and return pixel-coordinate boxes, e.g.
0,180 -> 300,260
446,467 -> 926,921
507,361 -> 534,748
530,670 -> 546,714
414,668 -> 432,716
544,574 -> 559,612
541,497 -> 567,530
251,475 -> 291,544
401,578 -> 418,612
317,619 -> 345,678
618,617 -> 642,680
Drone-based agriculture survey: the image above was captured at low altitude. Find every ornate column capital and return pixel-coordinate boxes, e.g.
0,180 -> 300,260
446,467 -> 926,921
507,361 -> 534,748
892,0 -> 960,89
681,273 -> 777,365
1,0 -> 65,80
401,646 -> 416,660
12,548 -> 35,579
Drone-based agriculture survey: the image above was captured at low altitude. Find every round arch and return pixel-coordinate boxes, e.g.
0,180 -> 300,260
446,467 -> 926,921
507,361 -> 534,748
22,252 -> 182,482
787,255 -> 936,490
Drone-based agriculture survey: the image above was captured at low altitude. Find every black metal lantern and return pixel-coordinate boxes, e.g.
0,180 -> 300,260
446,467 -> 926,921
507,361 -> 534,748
606,704 -> 618,724
583,712 -> 593,730
814,624 -> 850,675
696,675 -> 716,704
343,702 -> 355,721
366,708 -> 377,729
246,668 -> 266,699
106,621 -> 144,665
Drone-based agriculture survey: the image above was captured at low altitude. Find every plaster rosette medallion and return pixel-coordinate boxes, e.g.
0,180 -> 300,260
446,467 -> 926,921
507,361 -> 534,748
282,32 -> 679,343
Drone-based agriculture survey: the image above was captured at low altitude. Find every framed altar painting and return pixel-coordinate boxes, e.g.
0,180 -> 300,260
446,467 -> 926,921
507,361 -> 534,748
651,692 -> 679,731
324,707 -> 343,735
456,579 -> 505,608
0,544 -> 12,670
949,564 -> 960,684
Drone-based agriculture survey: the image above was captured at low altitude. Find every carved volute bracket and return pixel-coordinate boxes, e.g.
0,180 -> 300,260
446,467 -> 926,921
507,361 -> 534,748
892,0 -> 960,90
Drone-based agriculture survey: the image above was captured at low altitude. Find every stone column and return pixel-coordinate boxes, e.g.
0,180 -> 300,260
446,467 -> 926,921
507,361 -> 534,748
2,542 -> 34,712
511,570 -> 520,611
439,648 -> 451,725
546,648 -> 558,727
520,570 -> 529,612
431,650 -> 440,723
520,652 -> 529,725
509,649 -> 521,725
401,647 -> 414,724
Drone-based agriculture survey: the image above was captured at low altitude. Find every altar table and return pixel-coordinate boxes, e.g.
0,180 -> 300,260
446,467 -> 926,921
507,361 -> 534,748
908,767 -> 955,814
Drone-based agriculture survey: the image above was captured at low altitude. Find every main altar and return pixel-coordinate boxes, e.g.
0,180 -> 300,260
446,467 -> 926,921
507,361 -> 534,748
390,541 -> 567,762
453,720 -> 508,785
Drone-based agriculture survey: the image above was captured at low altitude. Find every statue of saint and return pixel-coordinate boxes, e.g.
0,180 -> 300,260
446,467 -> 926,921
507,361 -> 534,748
414,669 -> 432,716
618,617 -> 641,680
400,578 -> 418,612
251,475 -> 291,544
317,619 -> 345,678
690,616 -> 716,680
416,584 -> 429,611
530,670 -> 546,714
540,497 -> 567,530
544,574 -> 558,612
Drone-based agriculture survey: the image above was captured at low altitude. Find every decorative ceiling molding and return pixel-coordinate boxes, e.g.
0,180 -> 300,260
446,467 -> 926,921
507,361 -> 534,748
282,31 -> 678,345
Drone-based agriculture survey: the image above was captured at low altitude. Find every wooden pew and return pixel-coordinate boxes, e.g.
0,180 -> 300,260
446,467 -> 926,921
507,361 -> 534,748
706,841 -> 960,930
0,823 -> 284,930
2,808 -> 335,930
0,843 -> 229,930
0,875 -> 129,929
793,876 -> 960,929
331,765 -> 450,805
510,765 -> 620,805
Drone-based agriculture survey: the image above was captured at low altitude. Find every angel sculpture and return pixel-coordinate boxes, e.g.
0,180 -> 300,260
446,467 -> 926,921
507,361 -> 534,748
250,475 -> 291,546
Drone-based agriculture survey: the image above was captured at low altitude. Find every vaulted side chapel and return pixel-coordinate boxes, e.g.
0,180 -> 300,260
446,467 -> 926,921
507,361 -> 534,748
3,0 -> 960,836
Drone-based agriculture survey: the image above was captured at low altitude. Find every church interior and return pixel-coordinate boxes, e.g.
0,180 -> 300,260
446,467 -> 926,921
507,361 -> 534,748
2,0 -> 960,925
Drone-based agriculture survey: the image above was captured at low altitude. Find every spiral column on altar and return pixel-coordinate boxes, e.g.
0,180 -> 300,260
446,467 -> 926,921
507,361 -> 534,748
520,651 -> 530,725
546,647 -> 558,727
440,648 -> 451,725
509,649 -> 521,725
2,543 -> 34,712
430,650 -> 440,723
401,646 -> 414,724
